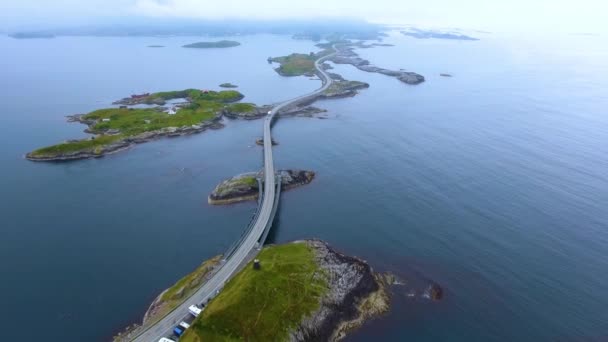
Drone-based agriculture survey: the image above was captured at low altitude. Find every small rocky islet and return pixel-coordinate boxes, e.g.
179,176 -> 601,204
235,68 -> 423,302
208,169 -> 316,205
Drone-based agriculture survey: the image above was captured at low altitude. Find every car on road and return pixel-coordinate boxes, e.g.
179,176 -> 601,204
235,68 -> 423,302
173,321 -> 191,337
158,338 -> 175,342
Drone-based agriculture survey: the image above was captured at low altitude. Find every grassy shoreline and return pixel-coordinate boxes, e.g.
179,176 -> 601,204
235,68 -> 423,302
27,89 -> 244,160
181,243 -> 327,341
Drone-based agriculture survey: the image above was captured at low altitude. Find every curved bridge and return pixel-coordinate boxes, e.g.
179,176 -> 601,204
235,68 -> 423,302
131,46 -> 336,342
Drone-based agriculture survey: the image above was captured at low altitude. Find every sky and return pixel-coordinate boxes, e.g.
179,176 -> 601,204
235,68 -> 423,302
1,0 -> 606,34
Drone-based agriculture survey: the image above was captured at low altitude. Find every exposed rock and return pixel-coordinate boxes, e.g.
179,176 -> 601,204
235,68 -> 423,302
208,170 -> 315,205
330,46 -> 425,85
255,138 -> 278,146
289,240 -> 390,342
278,106 -> 328,118
440,73 -> 453,77
426,283 -> 444,301
321,80 -> 369,99
222,105 -> 272,120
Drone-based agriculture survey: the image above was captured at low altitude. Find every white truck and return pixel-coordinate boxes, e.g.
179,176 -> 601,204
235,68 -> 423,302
188,304 -> 202,317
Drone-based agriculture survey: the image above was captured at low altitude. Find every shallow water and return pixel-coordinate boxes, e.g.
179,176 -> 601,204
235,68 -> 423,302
0,32 -> 607,341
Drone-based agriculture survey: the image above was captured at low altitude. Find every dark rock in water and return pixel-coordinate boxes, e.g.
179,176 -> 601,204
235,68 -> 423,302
255,138 -> 278,146
208,170 -> 315,205
290,240 -> 390,341
440,73 -> 453,77
429,283 -> 443,300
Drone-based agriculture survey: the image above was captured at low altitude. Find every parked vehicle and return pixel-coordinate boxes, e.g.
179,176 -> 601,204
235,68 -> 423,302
173,321 -> 191,337
158,338 -> 175,342
188,304 -> 202,317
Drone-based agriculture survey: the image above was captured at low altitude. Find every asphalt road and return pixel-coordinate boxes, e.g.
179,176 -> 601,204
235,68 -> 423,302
131,46 -> 336,342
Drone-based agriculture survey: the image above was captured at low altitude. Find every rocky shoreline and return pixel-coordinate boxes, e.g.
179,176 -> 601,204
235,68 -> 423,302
291,239 -> 390,341
26,101 -> 328,162
26,114 -> 225,161
208,170 -> 315,205
329,45 -> 425,85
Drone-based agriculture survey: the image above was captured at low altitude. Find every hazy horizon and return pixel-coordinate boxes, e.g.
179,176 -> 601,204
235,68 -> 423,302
1,0 -> 607,35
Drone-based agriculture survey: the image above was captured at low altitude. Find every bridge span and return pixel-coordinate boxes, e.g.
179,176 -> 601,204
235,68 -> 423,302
130,46 -> 336,342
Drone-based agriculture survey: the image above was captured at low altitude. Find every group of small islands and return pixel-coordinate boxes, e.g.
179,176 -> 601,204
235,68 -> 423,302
23,35 -> 444,341
25,40 -> 425,162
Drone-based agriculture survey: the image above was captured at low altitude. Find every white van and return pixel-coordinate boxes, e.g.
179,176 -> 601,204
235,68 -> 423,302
188,304 -> 202,317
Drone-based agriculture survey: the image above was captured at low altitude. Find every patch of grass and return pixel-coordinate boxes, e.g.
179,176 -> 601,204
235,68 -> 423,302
183,40 -> 241,48
136,255 -> 223,327
227,103 -> 255,113
271,53 -> 316,76
239,176 -> 258,187
181,242 -> 327,342
29,134 -> 122,156
161,256 -> 222,302
84,105 -> 217,136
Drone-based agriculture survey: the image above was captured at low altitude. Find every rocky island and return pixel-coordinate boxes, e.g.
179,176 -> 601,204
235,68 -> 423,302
182,40 -> 241,48
270,41 -> 424,85
219,82 -> 238,88
326,43 -> 425,85
401,28 -> 479,41
115,239 -> 392,342
208,170 -> 315,205
26,89 -> 256,161
183,240 -> 391,341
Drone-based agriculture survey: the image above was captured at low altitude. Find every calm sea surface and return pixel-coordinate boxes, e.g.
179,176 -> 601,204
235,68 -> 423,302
0,32 -> 607,341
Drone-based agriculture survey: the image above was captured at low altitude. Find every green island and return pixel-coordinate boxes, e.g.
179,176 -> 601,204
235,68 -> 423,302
26,89 -> 250,161
181,242 -> 328,342
270,47 -> 334,77
219,82 -> 238,88
183,40 -> 241,49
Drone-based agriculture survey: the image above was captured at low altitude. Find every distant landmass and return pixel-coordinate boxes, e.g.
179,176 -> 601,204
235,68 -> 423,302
183,40 -> 240,48
401,28 -> 479,41
9,32 -> 55,39
8,18 -> 384,40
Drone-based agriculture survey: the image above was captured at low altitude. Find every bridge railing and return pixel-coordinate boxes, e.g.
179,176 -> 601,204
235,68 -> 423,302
222,176 -> 265,260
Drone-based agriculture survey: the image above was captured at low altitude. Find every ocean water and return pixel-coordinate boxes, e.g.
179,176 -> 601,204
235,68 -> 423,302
0,31 -> 607,341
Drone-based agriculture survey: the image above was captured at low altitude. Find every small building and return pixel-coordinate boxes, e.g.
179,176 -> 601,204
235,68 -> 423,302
144,119 -> 151,124
167,108 -> 177,115
101,118 -> 111,122
253,259 -> 261,270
